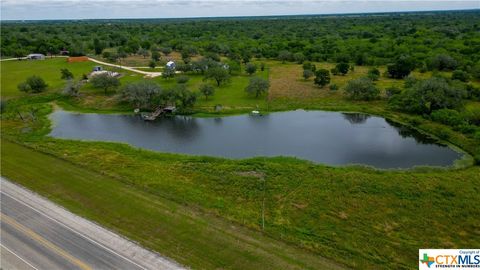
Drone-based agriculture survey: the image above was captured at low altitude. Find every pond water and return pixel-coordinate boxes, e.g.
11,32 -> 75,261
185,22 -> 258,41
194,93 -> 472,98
49,109 -> 464,169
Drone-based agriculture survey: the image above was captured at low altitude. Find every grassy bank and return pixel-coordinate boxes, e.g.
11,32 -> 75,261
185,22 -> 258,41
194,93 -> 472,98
1,139 -> 345,270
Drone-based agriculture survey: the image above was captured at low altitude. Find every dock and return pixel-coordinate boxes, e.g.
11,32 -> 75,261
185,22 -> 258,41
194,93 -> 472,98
141,106 -> 176,121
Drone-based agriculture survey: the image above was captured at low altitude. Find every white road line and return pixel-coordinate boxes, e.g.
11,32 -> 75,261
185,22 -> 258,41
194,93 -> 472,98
1,192 -> 148,270
1,244 -> 40,270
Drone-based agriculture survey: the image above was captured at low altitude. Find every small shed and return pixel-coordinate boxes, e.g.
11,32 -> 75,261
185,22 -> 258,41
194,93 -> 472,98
166,61 -> 176,70
27,54 -> 45,60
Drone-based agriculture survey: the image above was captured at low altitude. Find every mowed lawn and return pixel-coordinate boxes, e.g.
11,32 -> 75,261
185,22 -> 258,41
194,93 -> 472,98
1,58 -> 98,97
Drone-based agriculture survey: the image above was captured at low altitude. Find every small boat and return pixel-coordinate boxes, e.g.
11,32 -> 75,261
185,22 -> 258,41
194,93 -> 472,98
251,110 -> 261,115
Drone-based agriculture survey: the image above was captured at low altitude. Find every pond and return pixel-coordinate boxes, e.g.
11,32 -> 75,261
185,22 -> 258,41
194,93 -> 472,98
49,109 -> 464,169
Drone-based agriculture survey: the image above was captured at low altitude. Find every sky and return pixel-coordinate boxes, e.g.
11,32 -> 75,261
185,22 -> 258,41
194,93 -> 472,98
1,0 -> 479,20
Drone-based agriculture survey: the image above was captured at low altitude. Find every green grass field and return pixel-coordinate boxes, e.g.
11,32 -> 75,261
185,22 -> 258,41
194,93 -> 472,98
1,58 -> 480,270
1,58 -> 98,97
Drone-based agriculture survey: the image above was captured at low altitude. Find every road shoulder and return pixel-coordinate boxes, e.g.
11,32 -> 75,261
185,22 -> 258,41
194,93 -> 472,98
1,177 -> 184,270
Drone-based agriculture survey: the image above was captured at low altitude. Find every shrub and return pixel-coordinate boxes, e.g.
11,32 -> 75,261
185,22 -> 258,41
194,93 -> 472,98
302,62 -> 316,72
389,77 -> 465,114
335,62 -> 349,75
367,68 -> 380,81
344,77 -> 379,100
404,75 -> 418,88
464,107 -> 480,126
430,109 -> 465,127
314,69 -> 331,87
387,55 -> 415,78
303,69 -> 314,80
62,80 -> 82,97
430,54 -> 458,71
176,75 -> 190,84
149,60 -> 156,69
199,84 -> 215,100
437,129 -> 450,140
90,73 -> 120,94
456,124 -> 477,134
245,63 -> 257,75
385,86 -> 401,98
17,76 -> 48,93
293,52 -> 305,64
329,84 -> 338,91
0,100 -> 7,113
60,68 -> 74,80
465,85 -> 480,101
245,77 -> 269,98
121,80 -> 162,109
451,70 -> 469,82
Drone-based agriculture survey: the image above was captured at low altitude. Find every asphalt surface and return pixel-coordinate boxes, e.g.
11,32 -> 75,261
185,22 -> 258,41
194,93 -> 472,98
1,192 -> 147,270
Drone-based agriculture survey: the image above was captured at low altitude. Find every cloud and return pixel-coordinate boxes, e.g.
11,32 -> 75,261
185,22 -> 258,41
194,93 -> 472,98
1,0 -> 478,20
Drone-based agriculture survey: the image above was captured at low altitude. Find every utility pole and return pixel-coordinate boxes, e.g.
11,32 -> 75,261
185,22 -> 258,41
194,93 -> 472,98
261,168 -> 266,231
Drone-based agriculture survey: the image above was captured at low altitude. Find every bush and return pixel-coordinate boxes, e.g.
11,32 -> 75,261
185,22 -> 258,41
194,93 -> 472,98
404,75 -> 418,88
303,69 -> 314,80
90,73 -> 120,94
389,77 -> 465,114
464,107 -> 480,126
367,68 -> 380,81
17,76 -> 48,93
344,77 -> 379,100
330,67 -> 339,75
430,54 -> 458,71
0,100 -> 7,114
302,62 -> 316,72
456,124 -> 477,134
60,68 -> 74,80
245,77 -> 269,98
293,52 -> 305,64
245,63 -> 257,75
199,84 -> 215,100
451,70 -> 469,82
329,84 -> 338,91
121,80 -> 162,109
314,69 -> 331,87
335,62 -> 349,75
385,86 -> 401,98
176,75 -> 190,84
437,129 -> 450,140
465,85 -> 480,101
430,109 -> 465,127
62,80 -> 82,97
387,55 -> 415,78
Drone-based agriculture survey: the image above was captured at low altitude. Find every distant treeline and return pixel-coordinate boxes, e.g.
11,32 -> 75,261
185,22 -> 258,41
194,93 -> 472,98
2,10 -> 479,70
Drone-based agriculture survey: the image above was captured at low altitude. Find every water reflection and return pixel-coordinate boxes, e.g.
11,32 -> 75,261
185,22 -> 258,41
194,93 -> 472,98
342,113 -> 370,124
49,109 -> 463,169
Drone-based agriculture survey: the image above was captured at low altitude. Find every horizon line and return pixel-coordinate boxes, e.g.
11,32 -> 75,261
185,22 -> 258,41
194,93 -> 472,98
2,7 -> 479,22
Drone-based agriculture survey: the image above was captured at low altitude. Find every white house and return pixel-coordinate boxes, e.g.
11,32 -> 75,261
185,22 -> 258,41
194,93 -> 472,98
26,54 -> 45,60
166,61 -> 176,70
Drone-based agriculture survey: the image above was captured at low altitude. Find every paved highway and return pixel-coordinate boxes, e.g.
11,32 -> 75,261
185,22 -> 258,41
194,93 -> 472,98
0,178 -> 184,270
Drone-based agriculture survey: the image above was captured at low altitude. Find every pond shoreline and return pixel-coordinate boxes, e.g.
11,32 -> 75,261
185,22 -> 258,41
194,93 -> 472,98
52,101 -> 475,169
48,107 -> 471,170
